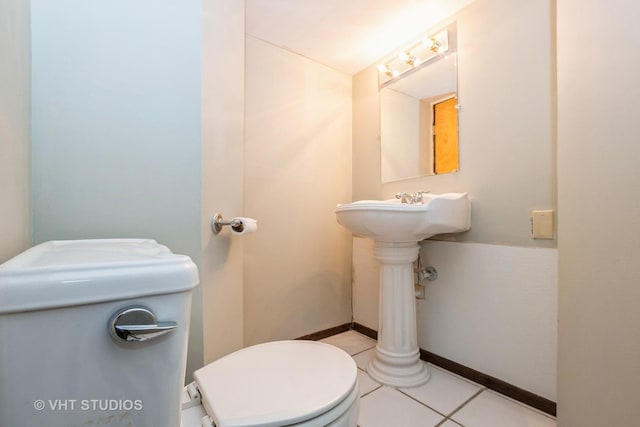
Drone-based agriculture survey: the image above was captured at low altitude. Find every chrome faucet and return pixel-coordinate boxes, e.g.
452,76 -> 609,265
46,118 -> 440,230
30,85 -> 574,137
395,192 -> 412,203
395,191 -> 430,204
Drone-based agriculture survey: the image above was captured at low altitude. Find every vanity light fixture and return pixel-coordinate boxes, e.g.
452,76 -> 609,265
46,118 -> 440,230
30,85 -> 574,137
377,28 -> 449,87
377,63 -> 399,78
422,37 -> 443,53
398,51 -> 416,66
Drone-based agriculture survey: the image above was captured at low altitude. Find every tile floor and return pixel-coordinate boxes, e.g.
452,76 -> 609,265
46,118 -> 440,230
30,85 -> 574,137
320,331 -> 556,427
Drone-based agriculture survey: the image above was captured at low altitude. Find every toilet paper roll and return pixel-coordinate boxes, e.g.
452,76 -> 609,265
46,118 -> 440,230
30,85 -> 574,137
230,217 -> 257,235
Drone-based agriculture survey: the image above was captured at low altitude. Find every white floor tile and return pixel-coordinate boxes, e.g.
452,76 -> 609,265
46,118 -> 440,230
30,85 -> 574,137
359,386 -> 444,427
320,331 -> 376,355
352,348 -> 376,370
357,369 -> 381,397
452,390 -> 556,427
400,363 -> 482,416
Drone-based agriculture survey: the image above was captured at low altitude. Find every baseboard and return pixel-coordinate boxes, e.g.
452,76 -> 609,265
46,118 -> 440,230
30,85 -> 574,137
351,323 -> 556,417
351,322 -> 377,340
295,323 -> 353,341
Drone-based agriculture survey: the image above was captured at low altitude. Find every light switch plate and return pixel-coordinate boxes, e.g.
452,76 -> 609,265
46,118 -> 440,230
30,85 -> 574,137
531,210 -> 554,239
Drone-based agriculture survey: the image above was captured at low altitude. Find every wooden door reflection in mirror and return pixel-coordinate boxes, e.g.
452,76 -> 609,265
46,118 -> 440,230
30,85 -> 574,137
433,96 -> 458,174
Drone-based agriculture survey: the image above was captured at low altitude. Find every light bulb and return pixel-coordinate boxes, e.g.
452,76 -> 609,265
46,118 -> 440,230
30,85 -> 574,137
423,37 -> 441,52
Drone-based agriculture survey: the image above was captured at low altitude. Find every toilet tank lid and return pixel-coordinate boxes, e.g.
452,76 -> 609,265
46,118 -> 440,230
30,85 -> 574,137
0,239 -> 199,314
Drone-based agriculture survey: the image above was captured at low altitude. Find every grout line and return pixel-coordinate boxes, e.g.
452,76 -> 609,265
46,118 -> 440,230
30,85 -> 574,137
434,418 -> 463,427
395,388 -> 449,418
355,365 -> 382,398
445,388 -> 484,422
348,330 -> 378,343
358,383 -> 383,398
350,345 -> 376,357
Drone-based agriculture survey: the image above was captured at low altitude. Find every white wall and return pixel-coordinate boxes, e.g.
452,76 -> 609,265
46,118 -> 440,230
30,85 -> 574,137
352,0 -> 557,399
243,36 -> 353,345
557,0 -> 640,424
30,0 -> 204,377
0,0 -> 31,262
419,242 -> 557,400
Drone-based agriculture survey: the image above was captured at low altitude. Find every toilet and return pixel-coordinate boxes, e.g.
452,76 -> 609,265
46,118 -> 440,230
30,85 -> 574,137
0,239 -> 359,427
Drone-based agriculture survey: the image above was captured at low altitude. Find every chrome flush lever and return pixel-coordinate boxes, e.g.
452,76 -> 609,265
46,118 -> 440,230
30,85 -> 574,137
110,306 -> 177,343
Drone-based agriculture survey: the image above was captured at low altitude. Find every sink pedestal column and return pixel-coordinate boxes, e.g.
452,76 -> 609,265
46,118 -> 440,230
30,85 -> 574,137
367,241 -> 430,388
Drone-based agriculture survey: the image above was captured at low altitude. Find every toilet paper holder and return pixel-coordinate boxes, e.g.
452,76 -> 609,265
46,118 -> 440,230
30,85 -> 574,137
211,213 -> 245,235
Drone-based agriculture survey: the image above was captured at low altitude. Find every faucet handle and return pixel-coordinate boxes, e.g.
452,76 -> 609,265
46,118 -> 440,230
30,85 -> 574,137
414,191 -> 430,203
395,192 -> 410,203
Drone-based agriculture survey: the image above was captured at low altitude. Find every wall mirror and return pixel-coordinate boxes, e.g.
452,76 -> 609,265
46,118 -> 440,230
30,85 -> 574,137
379,24 -> 458,183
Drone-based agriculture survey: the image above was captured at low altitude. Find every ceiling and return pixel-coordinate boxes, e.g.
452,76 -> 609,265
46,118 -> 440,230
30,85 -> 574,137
245,0 -> 474,75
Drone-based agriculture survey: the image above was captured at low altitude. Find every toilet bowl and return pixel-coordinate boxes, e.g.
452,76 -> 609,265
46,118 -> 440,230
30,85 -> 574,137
181,340 -> 359,427
0,239 -> 359,427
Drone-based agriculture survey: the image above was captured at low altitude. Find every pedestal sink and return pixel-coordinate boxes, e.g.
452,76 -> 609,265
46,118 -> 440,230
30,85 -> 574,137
335,193 -> 470,387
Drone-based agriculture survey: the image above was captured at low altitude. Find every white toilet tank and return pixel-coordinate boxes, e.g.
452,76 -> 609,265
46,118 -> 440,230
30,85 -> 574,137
0,239 -> 199,427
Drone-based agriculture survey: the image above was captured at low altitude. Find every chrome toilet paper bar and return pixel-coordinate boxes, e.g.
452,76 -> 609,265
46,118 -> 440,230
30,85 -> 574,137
211,213 -> 240,234
211,213 -> 257,235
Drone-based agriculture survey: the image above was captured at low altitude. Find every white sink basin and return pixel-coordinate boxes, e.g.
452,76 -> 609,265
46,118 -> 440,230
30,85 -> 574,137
335,192 -> 470,243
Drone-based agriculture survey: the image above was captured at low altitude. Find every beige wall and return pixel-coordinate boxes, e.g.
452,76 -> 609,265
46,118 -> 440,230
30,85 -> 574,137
353,0 -> 556,248
0,0 -> 31,262
243,36 -> 353,345
557,0 -> 640,424
200,0 -> 245,367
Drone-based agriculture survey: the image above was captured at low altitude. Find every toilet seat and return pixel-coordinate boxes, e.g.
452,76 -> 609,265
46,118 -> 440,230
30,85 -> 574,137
188,340 -> 359,427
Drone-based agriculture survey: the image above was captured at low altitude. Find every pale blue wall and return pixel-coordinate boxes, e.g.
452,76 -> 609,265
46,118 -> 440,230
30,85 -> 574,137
31,0 -> 203,375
